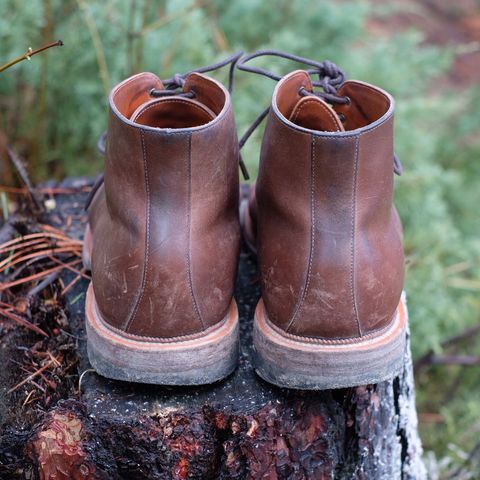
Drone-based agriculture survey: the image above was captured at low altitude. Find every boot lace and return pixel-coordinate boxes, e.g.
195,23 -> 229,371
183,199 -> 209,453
86,51 -> 245,210
236,50 -> 403,176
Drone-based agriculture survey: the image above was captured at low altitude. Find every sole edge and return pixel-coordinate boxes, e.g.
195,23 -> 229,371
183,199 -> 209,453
85,283 -> 239,385
253,297 -> 407,390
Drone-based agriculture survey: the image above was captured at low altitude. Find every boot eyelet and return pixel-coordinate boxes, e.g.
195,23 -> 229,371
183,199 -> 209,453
338,113 -> 346,123
344,96 -> 351,105
298,86 -> 311,97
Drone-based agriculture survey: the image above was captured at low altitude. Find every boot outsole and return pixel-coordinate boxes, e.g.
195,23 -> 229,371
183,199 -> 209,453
253,296 -> 407,390
85,283 -> 239,385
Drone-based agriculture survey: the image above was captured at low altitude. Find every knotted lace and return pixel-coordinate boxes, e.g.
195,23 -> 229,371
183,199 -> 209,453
236,49 -> 403,176
151,51 -> 242,97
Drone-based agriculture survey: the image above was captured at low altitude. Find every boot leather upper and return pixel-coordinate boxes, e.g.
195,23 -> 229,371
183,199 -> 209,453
254,70 -> 404,340
88,72 -> 240,339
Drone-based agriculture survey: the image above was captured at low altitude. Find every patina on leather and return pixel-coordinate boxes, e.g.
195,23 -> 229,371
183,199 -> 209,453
87,71 -> 240,339
253,70 -> 404,340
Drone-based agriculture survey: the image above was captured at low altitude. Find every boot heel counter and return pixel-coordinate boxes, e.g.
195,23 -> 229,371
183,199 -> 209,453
284,268 -> 364,340
191,216 -> 241,330
356,212 -> 405,336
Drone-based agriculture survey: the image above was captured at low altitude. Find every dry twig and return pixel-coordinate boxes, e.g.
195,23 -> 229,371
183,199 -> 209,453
0,40 -> 63,73
0,306 -> 48,337
8,357 -> 58,394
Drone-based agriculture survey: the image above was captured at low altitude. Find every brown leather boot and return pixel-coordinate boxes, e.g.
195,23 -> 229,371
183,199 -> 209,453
83,66 -> 241,385
239,53 -> 406,389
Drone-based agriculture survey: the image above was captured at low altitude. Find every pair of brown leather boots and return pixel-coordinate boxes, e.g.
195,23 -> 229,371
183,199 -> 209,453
83,51 -> 406,390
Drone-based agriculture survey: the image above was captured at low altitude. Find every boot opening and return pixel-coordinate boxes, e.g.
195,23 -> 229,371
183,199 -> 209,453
182,72 -> 227,116
110,72 -> 228,129
275,71 -> 392,132
275,71 -> 344,133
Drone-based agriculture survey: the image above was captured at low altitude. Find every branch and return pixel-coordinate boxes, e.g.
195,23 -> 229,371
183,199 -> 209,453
427,354 -> 480,366
0,307 -> 48,337
414,322 -> 480,372
0,40 -> 63,73
7,147 -> 45,213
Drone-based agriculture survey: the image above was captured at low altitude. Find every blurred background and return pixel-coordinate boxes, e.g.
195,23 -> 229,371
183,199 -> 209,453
0,0 -> 479,477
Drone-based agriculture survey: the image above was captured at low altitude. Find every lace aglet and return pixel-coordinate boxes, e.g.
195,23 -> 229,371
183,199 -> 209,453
84,174 -> 105,211
97,131 -> 107,156
393,153 -> 403,176
239,154 -> 250,181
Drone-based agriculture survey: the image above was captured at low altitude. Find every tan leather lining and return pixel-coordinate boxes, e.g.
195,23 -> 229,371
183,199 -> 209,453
275,70 -> 313,119
184,72 -> 227,115
131,97 -> 216,128
112,72 -> 164,119
335,80 -> 391,130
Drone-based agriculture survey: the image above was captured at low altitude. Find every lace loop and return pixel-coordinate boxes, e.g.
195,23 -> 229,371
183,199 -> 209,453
150,88 -> 195,99
237,49 -> 345,89
236,50 -> 402,177
97,130 -> 107,156
149,51 -> 249,180
393,153 -> 403,176
236,50 -> 348,156
298,86 -> 350,105
151,51 -> 244,97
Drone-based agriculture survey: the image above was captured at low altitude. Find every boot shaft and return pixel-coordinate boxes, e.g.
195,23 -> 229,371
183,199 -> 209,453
256,71 -> 404,339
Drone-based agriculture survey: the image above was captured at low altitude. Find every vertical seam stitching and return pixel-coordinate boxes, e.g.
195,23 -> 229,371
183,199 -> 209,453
351,134 -> 362,336
286,134 -> 316,332
186,133 -> 205,330
124,128 -> 150,331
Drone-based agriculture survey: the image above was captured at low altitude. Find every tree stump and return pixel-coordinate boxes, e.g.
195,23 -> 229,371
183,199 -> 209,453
2,180 -> 426,479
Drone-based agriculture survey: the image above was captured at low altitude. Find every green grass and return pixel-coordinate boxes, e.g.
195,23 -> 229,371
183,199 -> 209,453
1,0 -> 479,475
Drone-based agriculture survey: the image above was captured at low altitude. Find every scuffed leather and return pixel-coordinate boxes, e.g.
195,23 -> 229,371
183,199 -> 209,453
88,72 -> 240,339
255,71 -> 404,340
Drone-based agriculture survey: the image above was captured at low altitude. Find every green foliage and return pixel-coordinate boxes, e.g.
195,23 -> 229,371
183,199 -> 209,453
1,0 -> 479,473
